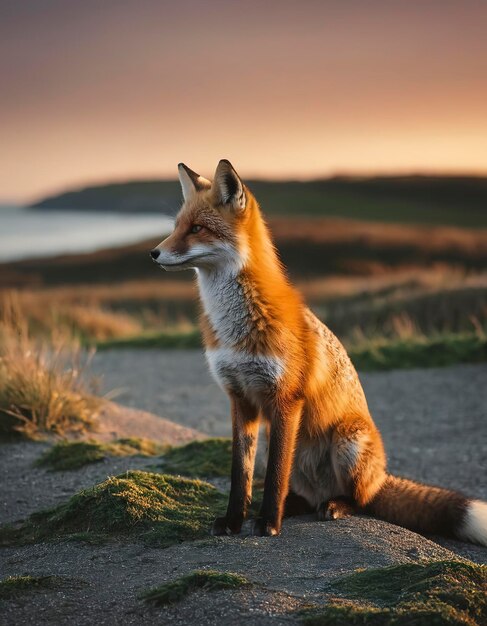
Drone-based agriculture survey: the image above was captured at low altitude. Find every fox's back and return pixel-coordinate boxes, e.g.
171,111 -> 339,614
301,309 -> 372,431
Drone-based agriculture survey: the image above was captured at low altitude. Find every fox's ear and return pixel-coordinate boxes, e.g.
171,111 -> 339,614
213,159 -> 246,212
178,163 -> 211,201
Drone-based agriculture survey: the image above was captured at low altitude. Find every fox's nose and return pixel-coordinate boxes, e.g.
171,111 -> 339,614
150,249 -> 160,260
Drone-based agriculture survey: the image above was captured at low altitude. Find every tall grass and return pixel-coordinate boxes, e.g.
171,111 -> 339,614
0,290 -> 143,341
0,296 -> 102,439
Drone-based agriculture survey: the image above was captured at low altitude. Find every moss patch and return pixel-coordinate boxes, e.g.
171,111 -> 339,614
0,575 -> 83,599
37,438 -> 168,471
96,329 -> 201,350
302,560 -> 487,626
160,439 -> 232,478
142,570 -> 251,606
350,333 -> 487,372
0,470 -> 226,548
37,441 -> 106,470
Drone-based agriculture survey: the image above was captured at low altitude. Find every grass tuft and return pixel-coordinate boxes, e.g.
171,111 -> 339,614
302,560 -> 487,626
160,439 -> 232,478
0,295 -> 101,440
37,438 -> 168,471
0,574 -> 80,599
142,570 -> 251,606
0,470 -> 226,547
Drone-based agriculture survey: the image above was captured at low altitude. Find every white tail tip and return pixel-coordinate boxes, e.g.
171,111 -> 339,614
458,500 -> 487,546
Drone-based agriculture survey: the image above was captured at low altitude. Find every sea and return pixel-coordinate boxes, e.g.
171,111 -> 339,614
0,206 -> 174,262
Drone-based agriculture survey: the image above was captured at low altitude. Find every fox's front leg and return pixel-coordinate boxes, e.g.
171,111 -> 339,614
212,396 -> 259,535
252,398 -> 303,536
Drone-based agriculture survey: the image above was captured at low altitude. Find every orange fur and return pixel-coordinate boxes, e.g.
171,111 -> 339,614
151,160 -> 486,544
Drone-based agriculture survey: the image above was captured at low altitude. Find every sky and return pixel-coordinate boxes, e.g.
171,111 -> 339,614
1,0 -> 487,203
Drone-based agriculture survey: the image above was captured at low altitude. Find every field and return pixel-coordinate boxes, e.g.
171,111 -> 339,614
1,212 -> 486,369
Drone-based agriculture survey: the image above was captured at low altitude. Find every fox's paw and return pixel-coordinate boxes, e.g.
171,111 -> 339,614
211,516 -> 241,536
250,517 -> 280,537
318,498 -> 355,522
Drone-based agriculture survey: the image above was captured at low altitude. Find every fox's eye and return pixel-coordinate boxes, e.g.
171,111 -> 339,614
190,224 -> 203,234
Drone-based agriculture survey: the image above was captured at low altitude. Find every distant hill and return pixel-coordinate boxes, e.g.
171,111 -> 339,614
30,175 -> 487,228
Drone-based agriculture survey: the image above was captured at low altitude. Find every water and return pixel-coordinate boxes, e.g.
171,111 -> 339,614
0,206 -> 173,262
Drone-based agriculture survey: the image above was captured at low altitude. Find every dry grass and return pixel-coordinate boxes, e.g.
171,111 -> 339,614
0,296 -> 102,439
3,268 -> 486,344
0,290 -> 143,341
3,270 -> 486,356
1,213 -> 486,348
53,304 -> 142,341
0,286 -> 196,343
10,268 -> 479,309
269,216 -> 487,251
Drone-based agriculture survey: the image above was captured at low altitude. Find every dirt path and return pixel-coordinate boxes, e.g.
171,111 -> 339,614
1,354 -> 486,624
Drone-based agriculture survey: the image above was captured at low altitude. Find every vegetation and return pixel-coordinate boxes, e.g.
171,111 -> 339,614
0,575 -> 81,599
36,437 -> 167,471
142,570 -> 251,606
160,439 -> 232,478
302,560 -> 487,626
0,471 -> 226,547
97,328 -> 201,350
97,328 -> 487,371
31,175 -> 487,227
45,304 -> 142,341
350,332 -> 487,371
3,216 -> 487,291
0,297 -> 101,440
1,209 -> 485,374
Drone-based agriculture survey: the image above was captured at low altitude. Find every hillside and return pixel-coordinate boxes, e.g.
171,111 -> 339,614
30,175 -> 487,228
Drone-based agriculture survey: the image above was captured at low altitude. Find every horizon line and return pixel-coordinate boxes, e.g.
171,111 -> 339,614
9,166 -> 486,207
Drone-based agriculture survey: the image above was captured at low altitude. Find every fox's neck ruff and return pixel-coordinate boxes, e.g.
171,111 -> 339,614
197,263 -> 250,345
197,208 -> 296,349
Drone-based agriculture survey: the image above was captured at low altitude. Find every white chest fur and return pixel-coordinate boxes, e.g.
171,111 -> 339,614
206,347 -> 284,398
198,266 -> 284,399
197,265 -> 250,345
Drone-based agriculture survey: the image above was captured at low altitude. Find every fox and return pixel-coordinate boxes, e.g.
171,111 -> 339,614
150,159 -> 487,545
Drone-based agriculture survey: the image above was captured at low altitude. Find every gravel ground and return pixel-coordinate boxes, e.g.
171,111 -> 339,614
0,516 -> 477,626
1,352 -> 486,624
0,442 -> 159,526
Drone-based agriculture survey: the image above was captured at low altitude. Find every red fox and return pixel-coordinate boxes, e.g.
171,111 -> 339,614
150,159 -> 487,544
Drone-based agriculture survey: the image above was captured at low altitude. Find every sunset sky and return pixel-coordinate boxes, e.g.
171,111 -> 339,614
1,0 -> 487,203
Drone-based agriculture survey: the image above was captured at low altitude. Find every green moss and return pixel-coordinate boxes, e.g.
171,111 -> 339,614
0,470 -> 226,547
0,575 -> 80,599
349,334 -> 487,372
96,329 -> 201,350
302,560 -> 487,626
36,441 -> 106,470
64,531 -> 110,544
160,439 -> 232,478
112,437 -> 168,456
36,438 -> 168,471
142,570 -> 251,606
95,331 -> 487,372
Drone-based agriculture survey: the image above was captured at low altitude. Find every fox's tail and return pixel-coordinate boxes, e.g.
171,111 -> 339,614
365,475 -> 487,546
